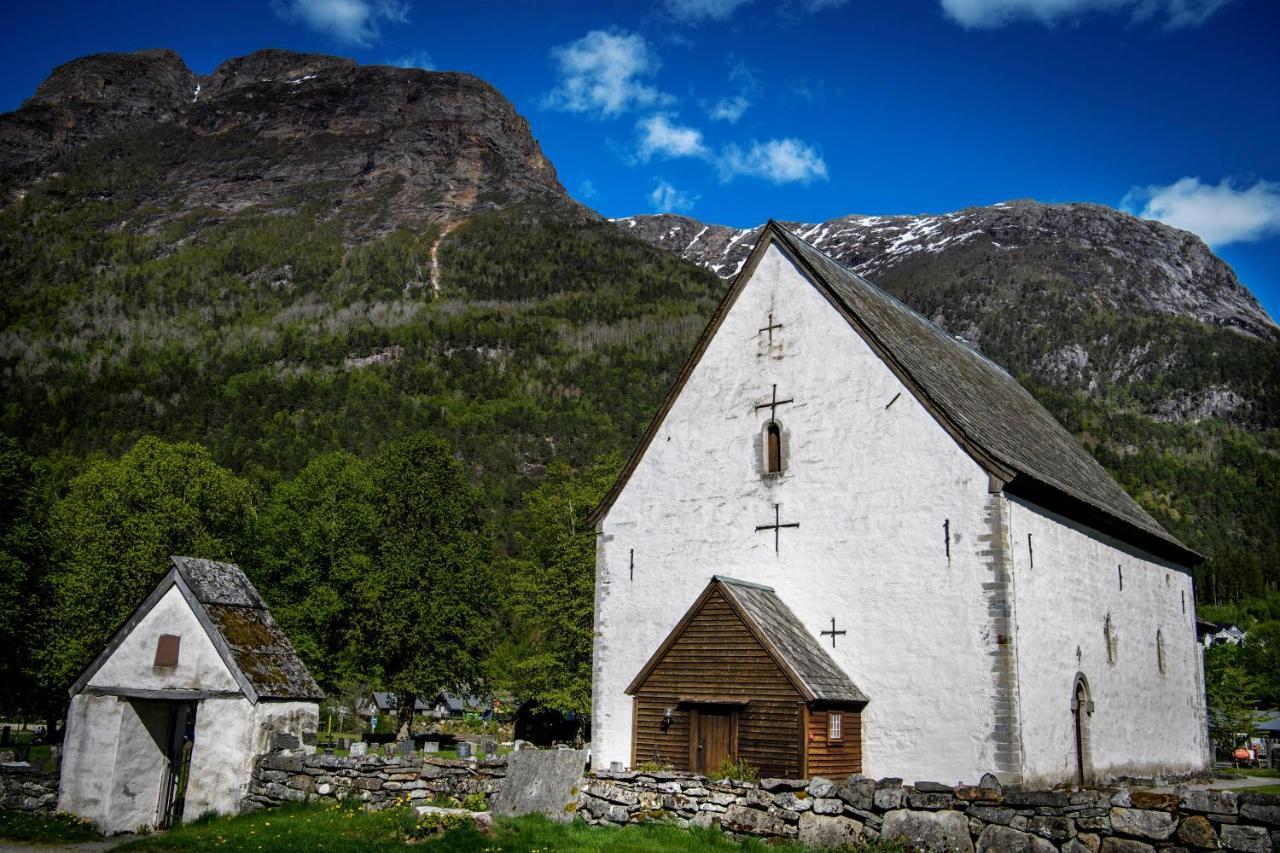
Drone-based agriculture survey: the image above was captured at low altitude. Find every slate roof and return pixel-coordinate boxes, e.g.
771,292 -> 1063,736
171,556 -> 324,701
714,577 -> 868,704
589,222 -> 1197,566
369,692 -> 429,712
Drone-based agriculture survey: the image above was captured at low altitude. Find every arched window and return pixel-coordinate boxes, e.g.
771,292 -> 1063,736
767,422 -> 782,474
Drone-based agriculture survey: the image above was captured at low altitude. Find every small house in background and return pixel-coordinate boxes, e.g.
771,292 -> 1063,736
1195,618 -> 1246,649
359,692 -> 428,723
59,557 -> 322,834
432,691 -> 490,720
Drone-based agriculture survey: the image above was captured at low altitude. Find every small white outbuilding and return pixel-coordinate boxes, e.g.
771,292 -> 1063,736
58,556 -> 322,834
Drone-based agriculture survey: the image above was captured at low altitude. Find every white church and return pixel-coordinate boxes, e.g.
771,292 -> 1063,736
589,222 -> 1209,787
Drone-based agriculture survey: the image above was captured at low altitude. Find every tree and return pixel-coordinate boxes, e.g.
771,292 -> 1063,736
251,451 -> 378,691
1204,642 -> 1264,757
1238,621 -> 1280,708
0,437 -> 55,724
43,437 -> 255,694
354,434 -> 493,740
496,452 -> 621,729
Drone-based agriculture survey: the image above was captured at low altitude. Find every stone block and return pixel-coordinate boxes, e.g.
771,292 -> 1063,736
876,786 -> 907,810
909,790 -> 956,810
586,781 -> 638,806
799,812 -> 864,848
1100,838 -> 1157,853
1062,839 -> 1094,853
722,804 -> 798,838
839,776 -> 877,811
1182,791 -> 1238,816
743,788 -> 773,808
1078,832 -> 1101,852
813,797 -> 843,815
915,781 -> 956,793
1078,815 -> 1112,832
1129,792 -> 1180,812
1007,791 -> 1070,809
1178,815 -> 1221,849
957,786 -> 1005,803
775,791 -> 812,812
352,777 -> 383,791
760,778 -> 808,792
1239,794 -> 1280,827
1028,815 -> 1076,841
1220,825 -> 1271,853
698,802 -> 726,813
690,811 -> 719,830
970,806 -> 1018,826
976,823 -> 1056,853
807,776 -> 838,798
707,791 -> 737,806
1110,807 -> 1178,840
881,809 -> 975,853
288,774 -> 316,793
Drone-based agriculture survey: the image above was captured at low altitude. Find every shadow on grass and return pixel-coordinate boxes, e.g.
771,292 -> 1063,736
0,810 -> 102,844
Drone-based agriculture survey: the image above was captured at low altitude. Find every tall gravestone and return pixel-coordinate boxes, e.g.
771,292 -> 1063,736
490,748 -> 589,820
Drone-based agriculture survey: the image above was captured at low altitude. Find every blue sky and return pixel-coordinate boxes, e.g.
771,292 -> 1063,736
3,0 -> 1278,317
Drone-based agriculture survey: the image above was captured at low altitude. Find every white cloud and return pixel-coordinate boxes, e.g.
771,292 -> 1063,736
1121,177 -> 1280,247
709,94 -> 750,123
649,179 -> 700,213
637,113 -> 710,161
543,30 -> 673,118
717,138 -> 828,185
665,0 -> 753,21
273,0 -> 409,46
939,0 -> 1234,29
577,179 -> 598,200
388,49 -> 433,70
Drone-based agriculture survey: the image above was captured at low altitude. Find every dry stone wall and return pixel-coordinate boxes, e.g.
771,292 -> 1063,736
0,764 -> 59,813
247,749 -> 1280,853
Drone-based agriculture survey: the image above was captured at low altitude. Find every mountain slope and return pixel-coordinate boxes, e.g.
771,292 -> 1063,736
0,49 -> 1275,604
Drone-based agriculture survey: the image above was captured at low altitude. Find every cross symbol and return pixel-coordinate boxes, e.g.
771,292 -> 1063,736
755,503 -> 800,553
758,312 -> 783,344
820,617 -> 846,648
754,384 -> 794,421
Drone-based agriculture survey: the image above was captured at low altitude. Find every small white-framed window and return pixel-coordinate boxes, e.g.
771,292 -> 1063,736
828,712 -> 843,742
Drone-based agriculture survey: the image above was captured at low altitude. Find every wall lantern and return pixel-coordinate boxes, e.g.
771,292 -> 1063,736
661,707 -> 675,730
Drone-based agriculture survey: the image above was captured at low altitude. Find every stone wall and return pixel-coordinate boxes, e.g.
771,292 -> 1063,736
243,751 -> 506,812
575,772 -> 1280,852
0,764 -> 59,813
245,748 -> 1279,853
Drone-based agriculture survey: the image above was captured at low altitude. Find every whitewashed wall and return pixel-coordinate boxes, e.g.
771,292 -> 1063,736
87,585 -> 239,694
593,243 -> 1004,783
1008,497 -> 1209,784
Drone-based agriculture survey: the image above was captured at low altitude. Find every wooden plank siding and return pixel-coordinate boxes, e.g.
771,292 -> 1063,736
630,587 -> 805,777
804,706 -> 863,778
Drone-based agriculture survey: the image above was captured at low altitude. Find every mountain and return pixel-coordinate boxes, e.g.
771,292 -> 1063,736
0,49 -> 1276,604
1,48 -> 577,233
618,206 -> 1279,427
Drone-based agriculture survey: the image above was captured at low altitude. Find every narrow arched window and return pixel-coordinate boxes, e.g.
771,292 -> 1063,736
1156,629 -> 1165,674
1104,615 -> 1116,664
767,422 -> 782,474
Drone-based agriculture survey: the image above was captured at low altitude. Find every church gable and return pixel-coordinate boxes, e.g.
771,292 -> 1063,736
86,582 -> 240,695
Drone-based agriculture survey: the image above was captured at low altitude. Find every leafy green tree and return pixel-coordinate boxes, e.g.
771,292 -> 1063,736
355,434 -> 493,739
43,437 -> 255,693
496,452 -> 621,727
0,437 -> 56,724
1239,621 -> 1280,708
250,451 -> 379,691
1204,642 -> 1264,756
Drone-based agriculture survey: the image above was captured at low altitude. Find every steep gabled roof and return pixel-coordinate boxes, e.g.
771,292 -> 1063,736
589,221 -> 1199,567
70,556 -> 324,702
627,576 -> 868,704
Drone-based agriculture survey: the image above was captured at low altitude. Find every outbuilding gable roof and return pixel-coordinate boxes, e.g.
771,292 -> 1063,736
69,556 -> 323,703
589,222 -> 1198,566
627,576 -> 868,705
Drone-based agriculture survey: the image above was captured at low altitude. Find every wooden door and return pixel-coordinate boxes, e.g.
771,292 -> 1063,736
694,708 -> 735,773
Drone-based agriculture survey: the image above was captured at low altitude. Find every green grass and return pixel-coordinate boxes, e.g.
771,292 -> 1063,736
115,801 -> 882,852
0,810 -> 102,844
1235,783 -> 1280,794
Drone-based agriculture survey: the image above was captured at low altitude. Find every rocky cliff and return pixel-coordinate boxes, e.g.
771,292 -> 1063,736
0,48 -> 576,232
616,203 -> 1276,341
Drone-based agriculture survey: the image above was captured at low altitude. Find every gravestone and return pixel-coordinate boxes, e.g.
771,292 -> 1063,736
424,741 -> 440,754
349,741 -> 368,757
478,738 -> 499,759
490,748 -> 589,821
456,741 -> 472,759
397,739 -> 416,758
